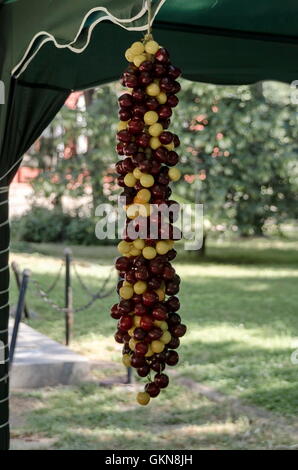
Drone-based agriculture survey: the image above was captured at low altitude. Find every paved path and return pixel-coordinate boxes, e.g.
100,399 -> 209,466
9,321 -> 90,388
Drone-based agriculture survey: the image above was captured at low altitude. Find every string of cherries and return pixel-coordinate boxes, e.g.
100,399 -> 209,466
110,37 -> 187,405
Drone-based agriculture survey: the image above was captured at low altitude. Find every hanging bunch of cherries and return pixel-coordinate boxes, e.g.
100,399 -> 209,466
110,37 -> 186,405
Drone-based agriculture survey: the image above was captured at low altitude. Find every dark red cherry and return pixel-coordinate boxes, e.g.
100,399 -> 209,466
167,336 -> 180,349
167,150 -> 179,166
142,291 -> 158,307
114,330 -> 125,344
154,147 -> 168,163
118,299 -> 133,314
131,354 -> 146,368
167,95 -> 179,107
115,256 -> 131,272
159,131 -> 173,145
139,60 -> 153,72
145,97 -> 159,110
155,47 -> 170,64
148,327 -> 163,341
132,88 -> 145,101
124,142 -> 138,156
134,302 -> 147,316
137,364 -> 150,377
158,105 -> 172,119
134,327 -> 147,341
153,63 -> 167,77
122,157 -> 135,172
139,72 -> 152,86
118,315 -> 133,331
171,324 -> 187,338
152,306 -> 168,321
173,134 -> 180,147
172,81 -> 181,94
117,130 -> 131,143
165,350 -> 179,366
166,297 -> 180,312
135,342 -> 148,356
145,382 -> 160,397
154,373 -> 169,389
160,77 -> 174,93
150,361 -> 165,373
140,314 -> 154,330
168,65 -> 181,79
133,104 -> 147,118
136,133 -> 150,148
151,160 -> 162,175
118,93 -> 133,108
119,108 -> 132,121
128,118 -> 144,134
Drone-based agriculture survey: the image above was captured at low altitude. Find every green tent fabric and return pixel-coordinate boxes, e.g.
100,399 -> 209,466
1,0 -> 298,450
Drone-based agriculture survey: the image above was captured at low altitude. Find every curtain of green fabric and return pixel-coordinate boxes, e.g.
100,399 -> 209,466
0,82 -> 69,450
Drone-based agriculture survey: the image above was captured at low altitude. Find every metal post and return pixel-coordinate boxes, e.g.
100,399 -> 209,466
9,269 -> 31,367
11,261 -> 30,319
64,248 -> 73,346
126,366 -> 133,384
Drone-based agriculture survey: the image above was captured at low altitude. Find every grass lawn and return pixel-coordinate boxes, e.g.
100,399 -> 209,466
9,237 -> 298,449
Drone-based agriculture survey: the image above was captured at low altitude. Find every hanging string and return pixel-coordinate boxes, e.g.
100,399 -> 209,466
144,0 -> 153,42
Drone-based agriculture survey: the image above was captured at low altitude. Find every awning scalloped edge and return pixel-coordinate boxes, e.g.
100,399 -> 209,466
12,0 -> 166,79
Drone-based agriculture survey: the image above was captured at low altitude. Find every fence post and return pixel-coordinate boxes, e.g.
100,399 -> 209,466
64,248 -> 73,346
9,269 -> 31,367
11,261 -> 30,319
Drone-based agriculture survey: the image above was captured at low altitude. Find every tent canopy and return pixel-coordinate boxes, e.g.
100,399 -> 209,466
1,0 -> 298,450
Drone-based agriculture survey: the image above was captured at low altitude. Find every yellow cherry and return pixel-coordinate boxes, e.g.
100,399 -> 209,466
155,288 -> 165,301
144,110 -> 159,125
117,240 -> 131,254
150,137 -> 161,150
157,92 -> 167,104
137,391 -> 150,406
136,188 -> 151,203
117,121 -> 128,131
145,345 -> 154,357
169,167 -> 181,182
142,246 -> 156,260
134,281 -> 147,295
130,41 -> 145,55
133,238 -> 145,250
129,338 -> 138,351
133,54 -> 147,67
123,280 -> 132,287
119,286 -> 134,300
128,326 -> 135,336
124,172 -> 137,187
140,174 -> 154,188
129,247 -> 141,257
154,320 -> 168,331
126,204 -> 139,219
134,316 -> 141,327
144,40 -> 159,54
151,340 -> 165,353
138,203 -> 152,217
160,331 -> 171,344
133,168 -> 142,179
167,240 -> 175,249
125,48 -> 134,62
156,241 -> 169,255
122,354 -> 131,367
148,123 -> 163,137
146,83 -> 160,97
164,142 -> 175,151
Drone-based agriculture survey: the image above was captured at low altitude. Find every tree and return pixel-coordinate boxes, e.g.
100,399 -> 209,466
172,80 -> 298,242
